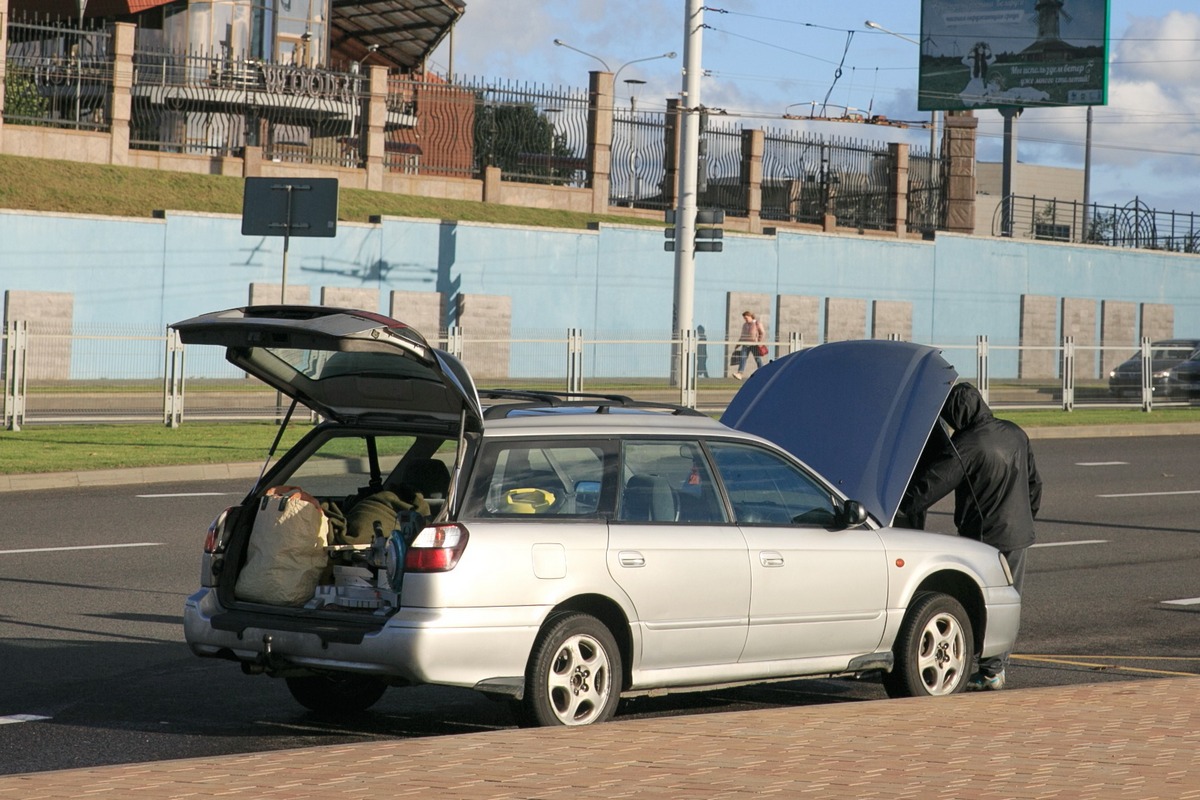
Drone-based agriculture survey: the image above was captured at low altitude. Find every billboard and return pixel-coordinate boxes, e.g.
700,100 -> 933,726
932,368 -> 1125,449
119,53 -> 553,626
918,0 -> 1109,111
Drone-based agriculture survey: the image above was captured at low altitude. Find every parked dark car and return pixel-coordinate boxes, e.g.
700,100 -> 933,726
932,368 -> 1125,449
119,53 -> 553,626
1168,350 -> 1200,398
1108,339 -> 1200,397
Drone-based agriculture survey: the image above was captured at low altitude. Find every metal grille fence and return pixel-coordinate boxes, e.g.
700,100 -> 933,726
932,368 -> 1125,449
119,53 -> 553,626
611,107 -> 670,209
700,119 -> 747,216
3,14 -> 113,131
453,76 -> 590,186
3,324 -> 1192,430
906,145 -> 946,234
131,44 -> 360,166
761,128 -> 900,231
996,196 -> 1200,252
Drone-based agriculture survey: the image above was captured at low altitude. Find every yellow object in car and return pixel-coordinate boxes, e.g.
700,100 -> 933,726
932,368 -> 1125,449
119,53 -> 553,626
505,487 -> 556,514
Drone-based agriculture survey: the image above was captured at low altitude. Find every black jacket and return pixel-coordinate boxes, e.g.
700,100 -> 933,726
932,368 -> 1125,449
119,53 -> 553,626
903,383 -> 1042,553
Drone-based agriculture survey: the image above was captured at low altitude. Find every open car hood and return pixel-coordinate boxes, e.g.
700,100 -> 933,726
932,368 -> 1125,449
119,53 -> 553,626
720,340 -> 957,527
172,306 -> 482,431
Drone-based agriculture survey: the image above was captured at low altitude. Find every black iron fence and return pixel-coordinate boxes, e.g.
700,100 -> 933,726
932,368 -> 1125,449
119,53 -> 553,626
3,14 -> 112,131
995,196 -> 1200,252
131,45 -> 365,167
612,106 -> 670,209
6,14 -> 1199,249
449,76 -> 590,186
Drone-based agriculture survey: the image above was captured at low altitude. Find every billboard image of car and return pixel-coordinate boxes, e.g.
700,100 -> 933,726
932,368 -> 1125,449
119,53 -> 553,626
918,0 -> 1110,111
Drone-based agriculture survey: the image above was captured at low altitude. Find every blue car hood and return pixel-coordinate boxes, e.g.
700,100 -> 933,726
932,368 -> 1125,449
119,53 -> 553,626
720,340 -> 957,527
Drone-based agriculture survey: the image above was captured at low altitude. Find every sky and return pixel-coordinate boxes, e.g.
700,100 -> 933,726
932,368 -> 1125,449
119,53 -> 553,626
427,1 -> 1200,214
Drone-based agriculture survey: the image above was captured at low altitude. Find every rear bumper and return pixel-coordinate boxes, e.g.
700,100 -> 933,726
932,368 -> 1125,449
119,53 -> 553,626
184,588 -> 545,691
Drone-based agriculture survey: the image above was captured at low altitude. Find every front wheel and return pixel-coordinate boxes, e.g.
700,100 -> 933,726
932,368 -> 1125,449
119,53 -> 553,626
285,673 -> 388,714
883,591 -> 974,698
521,613 -> 622,726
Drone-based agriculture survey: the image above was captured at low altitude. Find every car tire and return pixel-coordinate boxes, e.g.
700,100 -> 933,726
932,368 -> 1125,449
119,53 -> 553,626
882,591 -> 973,699
285,673 -> 388,714
521,612 -> 622,726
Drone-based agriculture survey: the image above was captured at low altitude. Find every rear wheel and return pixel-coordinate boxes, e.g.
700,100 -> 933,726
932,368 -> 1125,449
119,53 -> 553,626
285,673 -> 388,714
883,592 -> 973,698
521,613 -> 622,726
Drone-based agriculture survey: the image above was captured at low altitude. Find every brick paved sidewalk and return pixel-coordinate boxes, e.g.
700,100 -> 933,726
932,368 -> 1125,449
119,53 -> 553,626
2,677 -> 1199,799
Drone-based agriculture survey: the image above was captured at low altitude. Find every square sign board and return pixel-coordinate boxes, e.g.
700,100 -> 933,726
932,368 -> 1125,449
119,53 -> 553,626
918,0 -> 1109,111
241,177 -> 339,238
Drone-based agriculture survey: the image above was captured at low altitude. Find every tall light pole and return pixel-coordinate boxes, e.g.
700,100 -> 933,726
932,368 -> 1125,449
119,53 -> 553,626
552,39 -> 610,72
75,0 -> 88,127
624,78 -> 646,206
553,39 -> 676,82
347,43 -> 379,167
673,0 -> 704,345
864,21 -> 937,159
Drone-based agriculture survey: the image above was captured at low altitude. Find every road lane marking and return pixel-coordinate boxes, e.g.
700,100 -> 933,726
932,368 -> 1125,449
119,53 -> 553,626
0,543 -> 164,555
137,492 -> 232,498
1031,540 -> 1107,548
0,714 -> 51,725
1098,490 -> 1200,498
1077,461 -> 1128,466
1163,597 -> 1200,607
1011,655 -> 1198,677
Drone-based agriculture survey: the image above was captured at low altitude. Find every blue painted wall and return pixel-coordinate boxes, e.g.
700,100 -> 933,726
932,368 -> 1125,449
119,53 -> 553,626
2,208 -> 1199,379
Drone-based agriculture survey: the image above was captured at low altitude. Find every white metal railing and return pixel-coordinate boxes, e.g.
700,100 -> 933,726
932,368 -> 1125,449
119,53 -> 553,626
1,323 -> 1194,429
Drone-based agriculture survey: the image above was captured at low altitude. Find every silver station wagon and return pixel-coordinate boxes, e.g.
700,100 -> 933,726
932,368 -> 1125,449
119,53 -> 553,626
176,306 -> 1020,726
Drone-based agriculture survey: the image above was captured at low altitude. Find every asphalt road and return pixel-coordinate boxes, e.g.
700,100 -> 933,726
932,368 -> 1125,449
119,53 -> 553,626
1,434 -> 1198,775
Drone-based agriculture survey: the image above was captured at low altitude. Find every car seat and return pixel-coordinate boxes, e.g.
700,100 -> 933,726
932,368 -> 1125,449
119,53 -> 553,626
620,474 -> 678,522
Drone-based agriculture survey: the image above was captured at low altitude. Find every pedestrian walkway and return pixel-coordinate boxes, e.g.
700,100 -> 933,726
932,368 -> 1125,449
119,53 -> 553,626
3,676 -> 1198,798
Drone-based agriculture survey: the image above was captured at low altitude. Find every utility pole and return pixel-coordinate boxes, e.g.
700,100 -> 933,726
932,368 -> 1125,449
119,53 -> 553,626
671,0 -> 703,341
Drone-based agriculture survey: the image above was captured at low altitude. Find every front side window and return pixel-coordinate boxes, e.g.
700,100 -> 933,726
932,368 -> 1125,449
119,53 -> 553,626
709,442 -> 839,527
462,440 -> 617,519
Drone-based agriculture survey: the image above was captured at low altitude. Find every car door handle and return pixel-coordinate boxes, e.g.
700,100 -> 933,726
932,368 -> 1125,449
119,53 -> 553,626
759,551 -> 785,567
618,551 -> 646,568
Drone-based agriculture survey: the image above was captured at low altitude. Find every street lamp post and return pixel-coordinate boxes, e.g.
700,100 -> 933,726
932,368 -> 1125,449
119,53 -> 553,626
75,0 -> 88,127
624,78 -> 646,206
865,20 -> 940,229
347,44 -> 379,167
552,40 -> 677,206
865,21 -> 937,158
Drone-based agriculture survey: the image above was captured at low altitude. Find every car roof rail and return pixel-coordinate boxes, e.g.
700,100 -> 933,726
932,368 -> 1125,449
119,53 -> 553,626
478,389 -> 707,419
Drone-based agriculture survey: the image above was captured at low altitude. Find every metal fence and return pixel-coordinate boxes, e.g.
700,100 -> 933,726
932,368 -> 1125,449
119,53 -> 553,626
131,45 -> 363,166
4,323 -> 1194,430
453,76 -> 591,186
612,107 -> 670,209
3,14 -> 112,131
995,196 -> 1200,252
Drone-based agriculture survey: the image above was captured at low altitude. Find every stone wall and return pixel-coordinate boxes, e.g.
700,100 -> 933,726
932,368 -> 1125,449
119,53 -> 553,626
455,294 -> 511,380
1019,294 -> 1058,379
2,290 -> 73,380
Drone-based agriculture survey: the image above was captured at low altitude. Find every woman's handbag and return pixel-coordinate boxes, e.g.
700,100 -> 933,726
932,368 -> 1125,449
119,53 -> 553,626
755,344 -> 769,357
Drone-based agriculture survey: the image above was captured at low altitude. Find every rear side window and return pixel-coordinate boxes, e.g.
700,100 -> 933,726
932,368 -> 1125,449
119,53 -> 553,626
461,440 -> 617,518
709,442 -> 838,527
619,440 -> 727,524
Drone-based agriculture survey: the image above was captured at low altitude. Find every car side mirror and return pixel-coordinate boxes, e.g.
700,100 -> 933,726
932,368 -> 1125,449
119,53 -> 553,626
839,499 -> 868,529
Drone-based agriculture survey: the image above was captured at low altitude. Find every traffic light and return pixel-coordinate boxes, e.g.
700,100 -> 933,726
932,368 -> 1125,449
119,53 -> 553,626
664,209 -> 725,253
696,208 -> 724,252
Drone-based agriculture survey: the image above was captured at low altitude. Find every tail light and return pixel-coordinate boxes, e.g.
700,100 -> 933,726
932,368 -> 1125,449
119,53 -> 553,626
204,508 -> 234,554
405,523 -> 469,572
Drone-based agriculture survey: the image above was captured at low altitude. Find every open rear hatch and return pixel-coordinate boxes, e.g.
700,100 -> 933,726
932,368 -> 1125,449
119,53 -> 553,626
172,305 -> 482,431
173,306 -> 482,634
